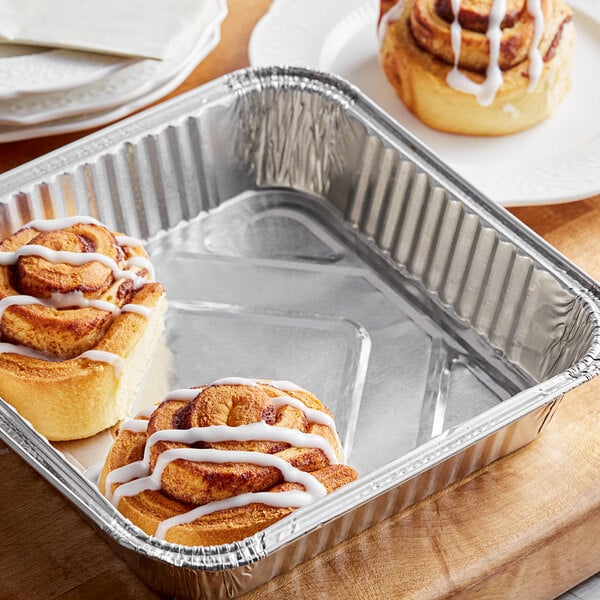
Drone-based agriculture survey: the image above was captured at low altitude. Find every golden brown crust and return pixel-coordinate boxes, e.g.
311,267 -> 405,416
0,219 -> 166,440
379,0 -> 574,135
100,382 -> 358,546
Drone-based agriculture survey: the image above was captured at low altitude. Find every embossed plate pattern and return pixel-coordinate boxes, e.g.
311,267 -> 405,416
0,0 -> 227,140
0,44 -> 132,99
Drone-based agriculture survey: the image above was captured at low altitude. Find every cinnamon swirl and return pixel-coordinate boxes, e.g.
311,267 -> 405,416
379,0 -> 575,135
0,216 -> 167,441
100,378 -> 358,546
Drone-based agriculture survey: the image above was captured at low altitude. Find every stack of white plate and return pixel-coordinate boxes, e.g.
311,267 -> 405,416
0,0 -> 227,143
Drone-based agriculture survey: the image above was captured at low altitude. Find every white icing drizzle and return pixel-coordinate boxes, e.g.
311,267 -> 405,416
377,0 -> 407,43
210,377 -> 259,387
502,102 -> 519,117
527,0 -> 544,90
108,445 -> 327,503
450,0 -> 463,72
121,303 -> 152,318
0,217 -> 155,373
139,421 -> 339,467
125,255 -> 155,280
134,406 -> 157,419
445,0 -> 546,104
204,377 -> 306,392
0,292 -> 154,322
24,215 -> 105,231
270,394 -> 344,461
0,341 -> 47,360
0,342 -> 124,377
24,216 -> 146,253
259,379 -> 306,392
108,447 -> 328,540
0,295 -> 44,321
447,0 -> 506,106
0,245 -> 150,289
104,380 -> 346,538
78,350 -> 125,377
155,489 -> 317,539
120,419 -> 150,433
115,234 -> 145,248
164,388 -> 204,402
49,291 -> 119,314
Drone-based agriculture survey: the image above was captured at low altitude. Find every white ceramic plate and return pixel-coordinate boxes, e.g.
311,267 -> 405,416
249,0 -> 600,206
0,26 -> 222,143
0,44 -> 133,99
0,0 -> 227,128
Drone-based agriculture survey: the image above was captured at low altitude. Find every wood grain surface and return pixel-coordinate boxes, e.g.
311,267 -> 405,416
1,1 -> 600,599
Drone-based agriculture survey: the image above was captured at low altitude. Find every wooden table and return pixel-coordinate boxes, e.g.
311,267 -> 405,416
1,2 -> 600,598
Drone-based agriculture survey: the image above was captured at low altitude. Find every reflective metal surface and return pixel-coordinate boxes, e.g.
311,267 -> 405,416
0,67 -> 599,599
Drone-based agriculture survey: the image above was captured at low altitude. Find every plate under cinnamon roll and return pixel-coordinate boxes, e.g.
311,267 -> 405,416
379,0 -> 575,135
100,379 -> 358,546
0,216 -> 167,441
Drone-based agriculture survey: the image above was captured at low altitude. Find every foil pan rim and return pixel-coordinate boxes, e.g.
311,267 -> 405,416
1,66 -> 600,571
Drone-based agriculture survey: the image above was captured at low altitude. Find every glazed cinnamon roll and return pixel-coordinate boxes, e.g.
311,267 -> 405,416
100,379 -> 358,546
0,216 -> 166,441
379,0 -> 574,135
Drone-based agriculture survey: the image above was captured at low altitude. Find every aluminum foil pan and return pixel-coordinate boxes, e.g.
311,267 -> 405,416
1,67 -> 600,599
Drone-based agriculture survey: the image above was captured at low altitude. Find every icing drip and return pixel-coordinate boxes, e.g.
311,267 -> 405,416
136,421 -> 339,467
126,255 -> 155,280
0,295 -> 46,321
0,292 -> 155,320
502,102 -> 519,117
134,406 -> 157,419
26,217 -> 144,251
527,0 -> 544,90
270,394 -> 344,461
0,245 -> 150,289
259,379 -> 306,392
120,418 -> 150,433
378,0 -> 407,43
79,350 -> 125,377
155,488 -> 320,540
210,377 -> 259,387
164,388 -> 204,402
0,342 -> 49,360
444,0 -> 545,103
121,303 -> 152,318
49,291 -> 119,313
0,342 -> 124,376
115,234 -> 145,248
0,292 -> 122,321
24,216 -> 105,231
446,0 -> 506,106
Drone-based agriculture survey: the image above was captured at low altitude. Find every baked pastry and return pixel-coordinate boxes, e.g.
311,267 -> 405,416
100,378 -> 358,546
0,216 -> 167,441
379,0 -> 575,135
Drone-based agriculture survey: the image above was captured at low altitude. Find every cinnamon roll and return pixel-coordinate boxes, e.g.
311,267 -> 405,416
379,0 -> 575,135
100,378 -> 358,546
0,216 -> 167,441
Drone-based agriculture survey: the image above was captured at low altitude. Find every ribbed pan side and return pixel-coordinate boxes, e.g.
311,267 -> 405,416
326,130 -> 591,384
222,76 -> 596,385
